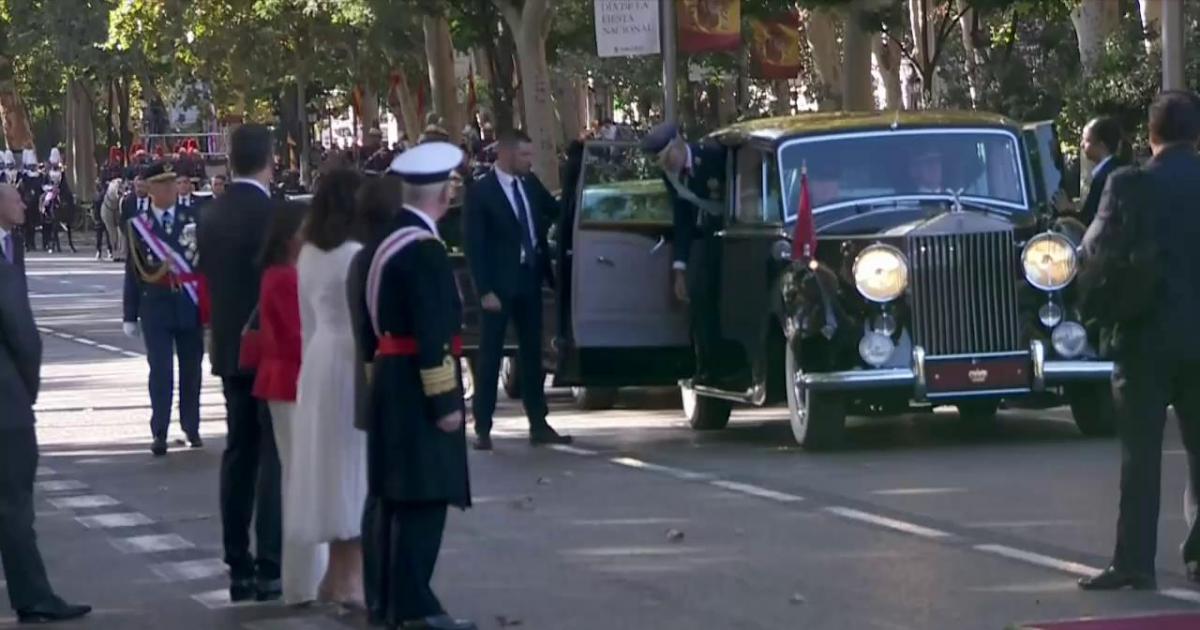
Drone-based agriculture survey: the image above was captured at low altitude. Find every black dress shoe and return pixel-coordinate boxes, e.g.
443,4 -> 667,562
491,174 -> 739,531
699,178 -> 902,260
473,435 -> 493,451
255,578 -> 282,602
229,578 -> 255,602
1078,567 -> 1156,591
17,601 -> 92,624
187,433 -> 204,448
151,439 -> 168,457
529,426 -> 573,446
402,614 -> 477,630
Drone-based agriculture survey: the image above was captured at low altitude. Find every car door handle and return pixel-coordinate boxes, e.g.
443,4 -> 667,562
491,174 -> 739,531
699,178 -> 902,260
650,236 -> 665,254
596,256 -> 615,267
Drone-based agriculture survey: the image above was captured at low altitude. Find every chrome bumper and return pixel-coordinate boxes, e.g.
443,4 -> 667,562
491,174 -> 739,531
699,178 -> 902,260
799,341 -> 1112,398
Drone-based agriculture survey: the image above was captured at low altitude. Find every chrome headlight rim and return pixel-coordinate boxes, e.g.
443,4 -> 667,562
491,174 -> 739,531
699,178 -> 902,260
852,243 -> 909,303
1021,232 -> 1078,292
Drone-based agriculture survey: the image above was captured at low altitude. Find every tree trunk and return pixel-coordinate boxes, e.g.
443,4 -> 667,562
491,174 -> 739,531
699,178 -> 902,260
360,84 -> 380,136
496,0 -> 559,189
64,78 -> 96,204
716,77 -> 737,124
959,0 -> 981,107
908,0 -> 939,107
1070,0 -> 1122,78
116,77 -> 132,154
872,35 -> 902,110
1139,0 -> 1162,54
297,74 -> 311,186
391,72 -> 422,143
805,9 -> 842,110
552,70 -> 583,144
493,23 -> 518,133
0,54 -> 34,150
772,81 -> 792,116
842,3 -> 875,112
423,15 -> 462,143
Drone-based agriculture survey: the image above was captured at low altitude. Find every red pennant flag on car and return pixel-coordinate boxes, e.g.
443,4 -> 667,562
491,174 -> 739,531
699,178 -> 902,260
792,162 -> 816,262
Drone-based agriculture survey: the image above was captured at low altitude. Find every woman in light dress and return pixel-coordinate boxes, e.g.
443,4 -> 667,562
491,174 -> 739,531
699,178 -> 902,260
292,170 -> 369,605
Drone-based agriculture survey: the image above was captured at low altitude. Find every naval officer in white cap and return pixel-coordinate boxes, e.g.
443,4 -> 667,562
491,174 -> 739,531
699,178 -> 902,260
351,142 -> 474,630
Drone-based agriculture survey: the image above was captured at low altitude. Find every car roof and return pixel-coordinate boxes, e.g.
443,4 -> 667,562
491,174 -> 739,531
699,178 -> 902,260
708,110 -> 1019,146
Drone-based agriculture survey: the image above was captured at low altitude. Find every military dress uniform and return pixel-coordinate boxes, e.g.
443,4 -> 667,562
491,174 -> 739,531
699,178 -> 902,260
122,162 -> 204,455
352,144 -> 474,630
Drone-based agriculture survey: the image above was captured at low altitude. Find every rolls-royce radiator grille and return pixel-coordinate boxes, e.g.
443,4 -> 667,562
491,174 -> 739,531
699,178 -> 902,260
906,231 -> 1022,356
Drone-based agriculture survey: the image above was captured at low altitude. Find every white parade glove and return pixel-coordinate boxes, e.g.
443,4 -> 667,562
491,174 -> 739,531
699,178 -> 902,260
122,322 -> 140,338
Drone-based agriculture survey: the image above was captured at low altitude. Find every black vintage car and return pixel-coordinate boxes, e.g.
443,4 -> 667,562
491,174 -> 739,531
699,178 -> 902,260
668,111 -> 1113,449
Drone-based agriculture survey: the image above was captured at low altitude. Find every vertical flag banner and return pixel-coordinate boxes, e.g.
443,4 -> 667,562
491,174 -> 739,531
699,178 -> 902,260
750,12 -> 802,80
678,0 -> 741,54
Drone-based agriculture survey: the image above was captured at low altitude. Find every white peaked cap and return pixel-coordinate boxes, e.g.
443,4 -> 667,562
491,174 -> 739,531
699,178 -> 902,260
2,150 -> 13,164
48,147 -> 61,166
21,149 -> 36,166
387,142 -> 463,185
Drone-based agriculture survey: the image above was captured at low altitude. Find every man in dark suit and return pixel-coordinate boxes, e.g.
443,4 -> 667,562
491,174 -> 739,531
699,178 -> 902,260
1078,116 -> 1126,226
195,124 -> 282,603
1078,91 -> 1200,591
642,123 -> 729,385
464,129 -> 571,451
120,172 -> 149,225
0,184 -> 91,624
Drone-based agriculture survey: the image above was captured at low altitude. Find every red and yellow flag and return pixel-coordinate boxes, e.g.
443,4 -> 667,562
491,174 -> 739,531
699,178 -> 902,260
750,12 -> 802,80
792,163 -> 816,263
678,0 -> 741,54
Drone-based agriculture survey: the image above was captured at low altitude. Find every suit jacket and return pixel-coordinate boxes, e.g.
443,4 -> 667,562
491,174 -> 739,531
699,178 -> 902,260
197,181 -> 275,377
253,264 -> 301,402
122,204 -> 202,328
120,193 -> 149,224
0,261 -> 41,430
1079,156 -> 1124,226
1081,145 -> 1200,360
2,228 -> 25,273
463,169 -> 557,301
665,142 -> 727,266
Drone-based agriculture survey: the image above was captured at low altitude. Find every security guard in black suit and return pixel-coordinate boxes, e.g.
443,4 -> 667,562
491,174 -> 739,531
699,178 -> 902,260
1078,91 -> 1200,591
352,143 -> 475,630
642,123 -> 729,384
122,161 -> 204,457
1078,116 -> 1127,226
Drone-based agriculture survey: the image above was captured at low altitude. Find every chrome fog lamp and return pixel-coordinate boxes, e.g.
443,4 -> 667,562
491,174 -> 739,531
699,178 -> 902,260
1038,301 -> 1063,328
1052,322 -> 1088,358
853,244 -> 909,303
859,331 -> 895,367
1022,233 -> 1078,291
872,311 -> 898,336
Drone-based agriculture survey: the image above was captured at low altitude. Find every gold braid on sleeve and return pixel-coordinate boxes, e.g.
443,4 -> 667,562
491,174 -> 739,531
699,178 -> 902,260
127,222 -> 172,284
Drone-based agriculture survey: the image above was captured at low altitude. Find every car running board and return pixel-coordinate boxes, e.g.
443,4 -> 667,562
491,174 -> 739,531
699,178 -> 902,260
681,380 -> 767,406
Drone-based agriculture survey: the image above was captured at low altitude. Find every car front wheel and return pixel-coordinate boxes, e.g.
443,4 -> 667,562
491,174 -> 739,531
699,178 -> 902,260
681,383 -> 731,431
500,357 -> 520,399
785,344 -> 846,450
1067,383 -> 1116,437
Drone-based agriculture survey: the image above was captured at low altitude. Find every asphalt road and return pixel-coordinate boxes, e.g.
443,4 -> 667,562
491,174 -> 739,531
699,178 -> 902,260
7,251 -> 1200,629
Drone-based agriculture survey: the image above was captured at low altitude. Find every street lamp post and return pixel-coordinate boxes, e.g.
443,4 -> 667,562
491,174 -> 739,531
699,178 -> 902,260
662,0 -> 678,123
1162,0 -> 1185,91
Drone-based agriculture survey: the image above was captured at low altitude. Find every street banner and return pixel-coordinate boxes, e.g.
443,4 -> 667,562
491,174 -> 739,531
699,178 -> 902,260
750,13 -> 802,80
678,0 -> 741,54
595,0 -> 661,57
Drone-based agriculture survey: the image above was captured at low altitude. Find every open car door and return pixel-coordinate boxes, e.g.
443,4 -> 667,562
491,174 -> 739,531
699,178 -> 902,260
557,140 -> 692,386
1022,121 -> 1066,212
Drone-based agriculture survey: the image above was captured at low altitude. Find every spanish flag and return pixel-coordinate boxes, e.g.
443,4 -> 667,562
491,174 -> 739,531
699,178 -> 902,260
678,0 -> 741,54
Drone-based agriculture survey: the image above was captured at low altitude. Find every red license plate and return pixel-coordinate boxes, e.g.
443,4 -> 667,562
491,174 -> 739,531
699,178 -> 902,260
926,356 -> 1030,393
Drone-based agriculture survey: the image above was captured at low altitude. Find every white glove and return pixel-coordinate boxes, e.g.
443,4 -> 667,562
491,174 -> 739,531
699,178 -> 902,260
122,322 -> 140,338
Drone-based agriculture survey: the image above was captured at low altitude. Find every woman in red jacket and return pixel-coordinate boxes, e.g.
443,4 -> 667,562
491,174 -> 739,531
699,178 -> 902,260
253,201 -> 326,605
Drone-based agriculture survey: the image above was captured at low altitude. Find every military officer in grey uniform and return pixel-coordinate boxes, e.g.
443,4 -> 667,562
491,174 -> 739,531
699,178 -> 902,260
351,142 -> 474,630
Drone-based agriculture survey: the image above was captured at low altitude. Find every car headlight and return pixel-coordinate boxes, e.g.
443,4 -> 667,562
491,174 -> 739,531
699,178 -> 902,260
1022,233 -> 1077,291
1052,321 -> 1087,358
853,244 -> 908,303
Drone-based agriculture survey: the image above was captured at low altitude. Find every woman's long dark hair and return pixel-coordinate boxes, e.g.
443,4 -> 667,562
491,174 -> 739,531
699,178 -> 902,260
304,168 -> 361,250
258,201 -> 308,269
353,174 -> 404,246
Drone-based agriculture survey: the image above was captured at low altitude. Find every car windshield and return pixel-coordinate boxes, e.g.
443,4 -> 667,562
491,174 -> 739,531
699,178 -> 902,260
778,128 -> 1027,220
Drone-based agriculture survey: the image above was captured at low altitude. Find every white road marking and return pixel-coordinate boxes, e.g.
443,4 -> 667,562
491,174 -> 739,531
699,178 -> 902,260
243,619 -> 350,629
966,519 -> 1082,529
709,480 -> 804,503
610,456 -> 711,481
35,480 -> 88,492
150,558 -> 226,582
190,588 -> 269,610
972,544 -> 1100,577
549,444 -> 599,456
96,344 -> 121,352
872,487 -> 966,496
110,534 -> 195,554
75,512 -> 156,529
824,506 -> 953,540
1161,588 -> 1200,604
35,466 -> 56,477
48,494 -> 120,509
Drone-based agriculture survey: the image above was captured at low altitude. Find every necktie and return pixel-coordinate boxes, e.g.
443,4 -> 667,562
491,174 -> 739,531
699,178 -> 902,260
512,179 -> 535,267
140,198 -> 147,213
161,210 -> 173,232
2,233 -> 11,264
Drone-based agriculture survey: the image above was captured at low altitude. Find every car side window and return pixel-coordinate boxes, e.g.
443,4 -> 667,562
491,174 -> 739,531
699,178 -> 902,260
735,147 -> 766,224
577,142 -> 673,225
764,153 -> 783,223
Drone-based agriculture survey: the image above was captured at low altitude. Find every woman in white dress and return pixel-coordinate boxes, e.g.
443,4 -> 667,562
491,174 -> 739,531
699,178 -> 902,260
291,170 -> 369,605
